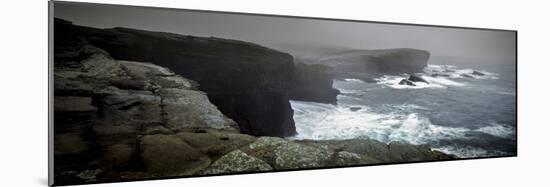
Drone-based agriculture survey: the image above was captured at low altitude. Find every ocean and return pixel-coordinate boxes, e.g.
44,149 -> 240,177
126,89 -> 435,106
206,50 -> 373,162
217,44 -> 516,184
289,59 -> 517,158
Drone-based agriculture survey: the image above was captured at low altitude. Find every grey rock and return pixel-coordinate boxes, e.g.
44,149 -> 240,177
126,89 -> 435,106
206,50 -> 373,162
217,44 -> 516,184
472,70 -> 485,76
78,46 -> 126,79
176,129 -> 256,158
54,96 -> 97,113
399,79 -> 416,86
349,107 -> 362,112
99,89 -> 163,125
242,137 -> 333,170
333,151 -> 364,166
119,60 -> 198,90
158,88 -> 237,131
54,77 -> 95,96
241,137 -> 291,166
201,150 -> 272,175
54,133 -> 90,156
93,124 -> 138,148
273,140 -> 332,169
104,143 -> 134,168
407,75 -> 429,84
142,124 -> 173,135
140,134 -> 211,176
461,74 -> 475,78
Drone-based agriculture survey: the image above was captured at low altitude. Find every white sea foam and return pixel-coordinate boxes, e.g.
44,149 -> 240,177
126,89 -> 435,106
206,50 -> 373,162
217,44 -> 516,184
433,145 -> 511,158
388,103 -> 430,111
335,88 -> 358,94
344,78 -> 366,83
495,91 -> 516,96
374,64 -> 499,89
374,75 -> 444,89
432,146 -> 491,158
475,122 -> 516,138
425,64 -> 499,80
290,100 -> 469,145
374,75 -> 463,89
421,75 -> 465,86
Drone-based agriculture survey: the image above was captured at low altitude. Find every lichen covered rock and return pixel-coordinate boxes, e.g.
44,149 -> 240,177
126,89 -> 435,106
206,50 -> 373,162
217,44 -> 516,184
273,140 -> 333,169
201,150 -> 272,175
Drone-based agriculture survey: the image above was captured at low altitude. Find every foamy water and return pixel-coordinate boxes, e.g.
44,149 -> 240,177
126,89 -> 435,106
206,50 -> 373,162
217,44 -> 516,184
290,100 -> 470,145
289,63 -> 516,158
374,64 -> 498,89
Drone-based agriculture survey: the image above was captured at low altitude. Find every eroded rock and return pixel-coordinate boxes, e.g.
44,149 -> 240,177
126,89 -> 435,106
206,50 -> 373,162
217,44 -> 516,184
273,140 -> 332,169
176,129 -> 256,158
159,88 -> 237,131
140,134 -> 211,176
201,150 -> 272,175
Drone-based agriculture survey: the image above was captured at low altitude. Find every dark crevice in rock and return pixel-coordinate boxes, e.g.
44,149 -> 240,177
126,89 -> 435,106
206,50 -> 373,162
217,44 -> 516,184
128,136 -> 145,172
157,93 -> 169,130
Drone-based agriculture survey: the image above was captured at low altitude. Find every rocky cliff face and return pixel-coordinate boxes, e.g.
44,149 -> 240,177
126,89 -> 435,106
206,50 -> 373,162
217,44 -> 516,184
53,41 -> 452,186
317,48 -> 430,80
53,43 -> 239,184
289,62 -> 340,104
54,18 -> 296,137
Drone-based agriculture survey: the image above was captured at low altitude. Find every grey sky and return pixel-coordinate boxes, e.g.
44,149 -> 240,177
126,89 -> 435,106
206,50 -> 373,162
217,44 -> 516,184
53,2 -> 516,63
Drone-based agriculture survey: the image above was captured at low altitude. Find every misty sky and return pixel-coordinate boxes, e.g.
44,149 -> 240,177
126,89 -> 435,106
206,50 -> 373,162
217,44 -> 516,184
53,2 -> 516,63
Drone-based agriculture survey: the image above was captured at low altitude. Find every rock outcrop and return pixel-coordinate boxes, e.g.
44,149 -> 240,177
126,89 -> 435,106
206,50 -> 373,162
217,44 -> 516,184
53,43 -> 238,185
407,75 -> 429,84
297,139 -> 452,163
317,49 -> 430,81
398,75 -> 429,86
200,150 -> 272,175
289,62 -> 340,104
399,79 -> 416,86
54,18 -> 296,137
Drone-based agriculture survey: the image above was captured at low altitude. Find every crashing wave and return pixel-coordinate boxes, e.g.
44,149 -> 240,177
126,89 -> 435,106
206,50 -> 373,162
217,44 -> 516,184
374,64 -> 498,89
289,100 -> 469,145
475,121 -> 516,138
289,100 -> 516,158
374,74 -> 461,89
425,64 -> 499,80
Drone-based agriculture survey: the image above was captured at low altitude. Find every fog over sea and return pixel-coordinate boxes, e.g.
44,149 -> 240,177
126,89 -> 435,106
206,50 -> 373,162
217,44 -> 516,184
290,58 -> 516,158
